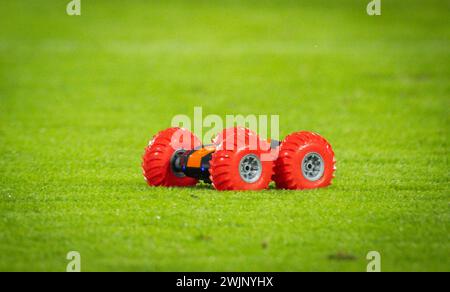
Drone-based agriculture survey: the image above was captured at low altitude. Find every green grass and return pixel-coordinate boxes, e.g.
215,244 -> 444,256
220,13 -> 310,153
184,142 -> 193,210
0,0 -> 449,271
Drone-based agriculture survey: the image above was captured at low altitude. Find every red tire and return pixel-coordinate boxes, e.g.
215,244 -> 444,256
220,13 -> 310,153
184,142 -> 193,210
209,128 -> 273,191
274,131 -> 335,190
142,127 -> 201,187
211,127 -> 258,145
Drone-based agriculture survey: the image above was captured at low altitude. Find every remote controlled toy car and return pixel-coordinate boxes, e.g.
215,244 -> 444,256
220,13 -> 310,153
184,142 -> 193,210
142,127 -> 335,191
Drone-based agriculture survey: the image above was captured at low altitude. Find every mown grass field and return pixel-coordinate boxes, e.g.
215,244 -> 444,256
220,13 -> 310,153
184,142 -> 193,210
0,0 -> 449,271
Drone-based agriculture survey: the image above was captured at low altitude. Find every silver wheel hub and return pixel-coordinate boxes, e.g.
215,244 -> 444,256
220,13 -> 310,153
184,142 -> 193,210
302,152 -> 324,181
239,154 -> 262,183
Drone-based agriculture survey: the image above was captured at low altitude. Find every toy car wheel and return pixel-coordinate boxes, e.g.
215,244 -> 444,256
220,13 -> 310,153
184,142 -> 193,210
273,131 -> 335,189
211,127 -> 258,145
209,128 -> 273,191
142,127 -> 201,187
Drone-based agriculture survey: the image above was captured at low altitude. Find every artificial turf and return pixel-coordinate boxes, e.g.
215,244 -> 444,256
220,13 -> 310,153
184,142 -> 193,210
0,0 -> 449,271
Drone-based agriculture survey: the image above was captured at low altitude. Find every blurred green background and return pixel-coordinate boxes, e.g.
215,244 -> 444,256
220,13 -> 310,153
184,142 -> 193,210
0,0 -> 448,271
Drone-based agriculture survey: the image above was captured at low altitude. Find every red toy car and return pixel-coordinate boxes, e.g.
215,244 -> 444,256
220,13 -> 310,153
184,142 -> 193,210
142,127 -> 335,191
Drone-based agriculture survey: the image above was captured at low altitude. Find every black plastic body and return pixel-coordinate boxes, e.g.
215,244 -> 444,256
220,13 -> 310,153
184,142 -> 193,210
172,140 -> 280,183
